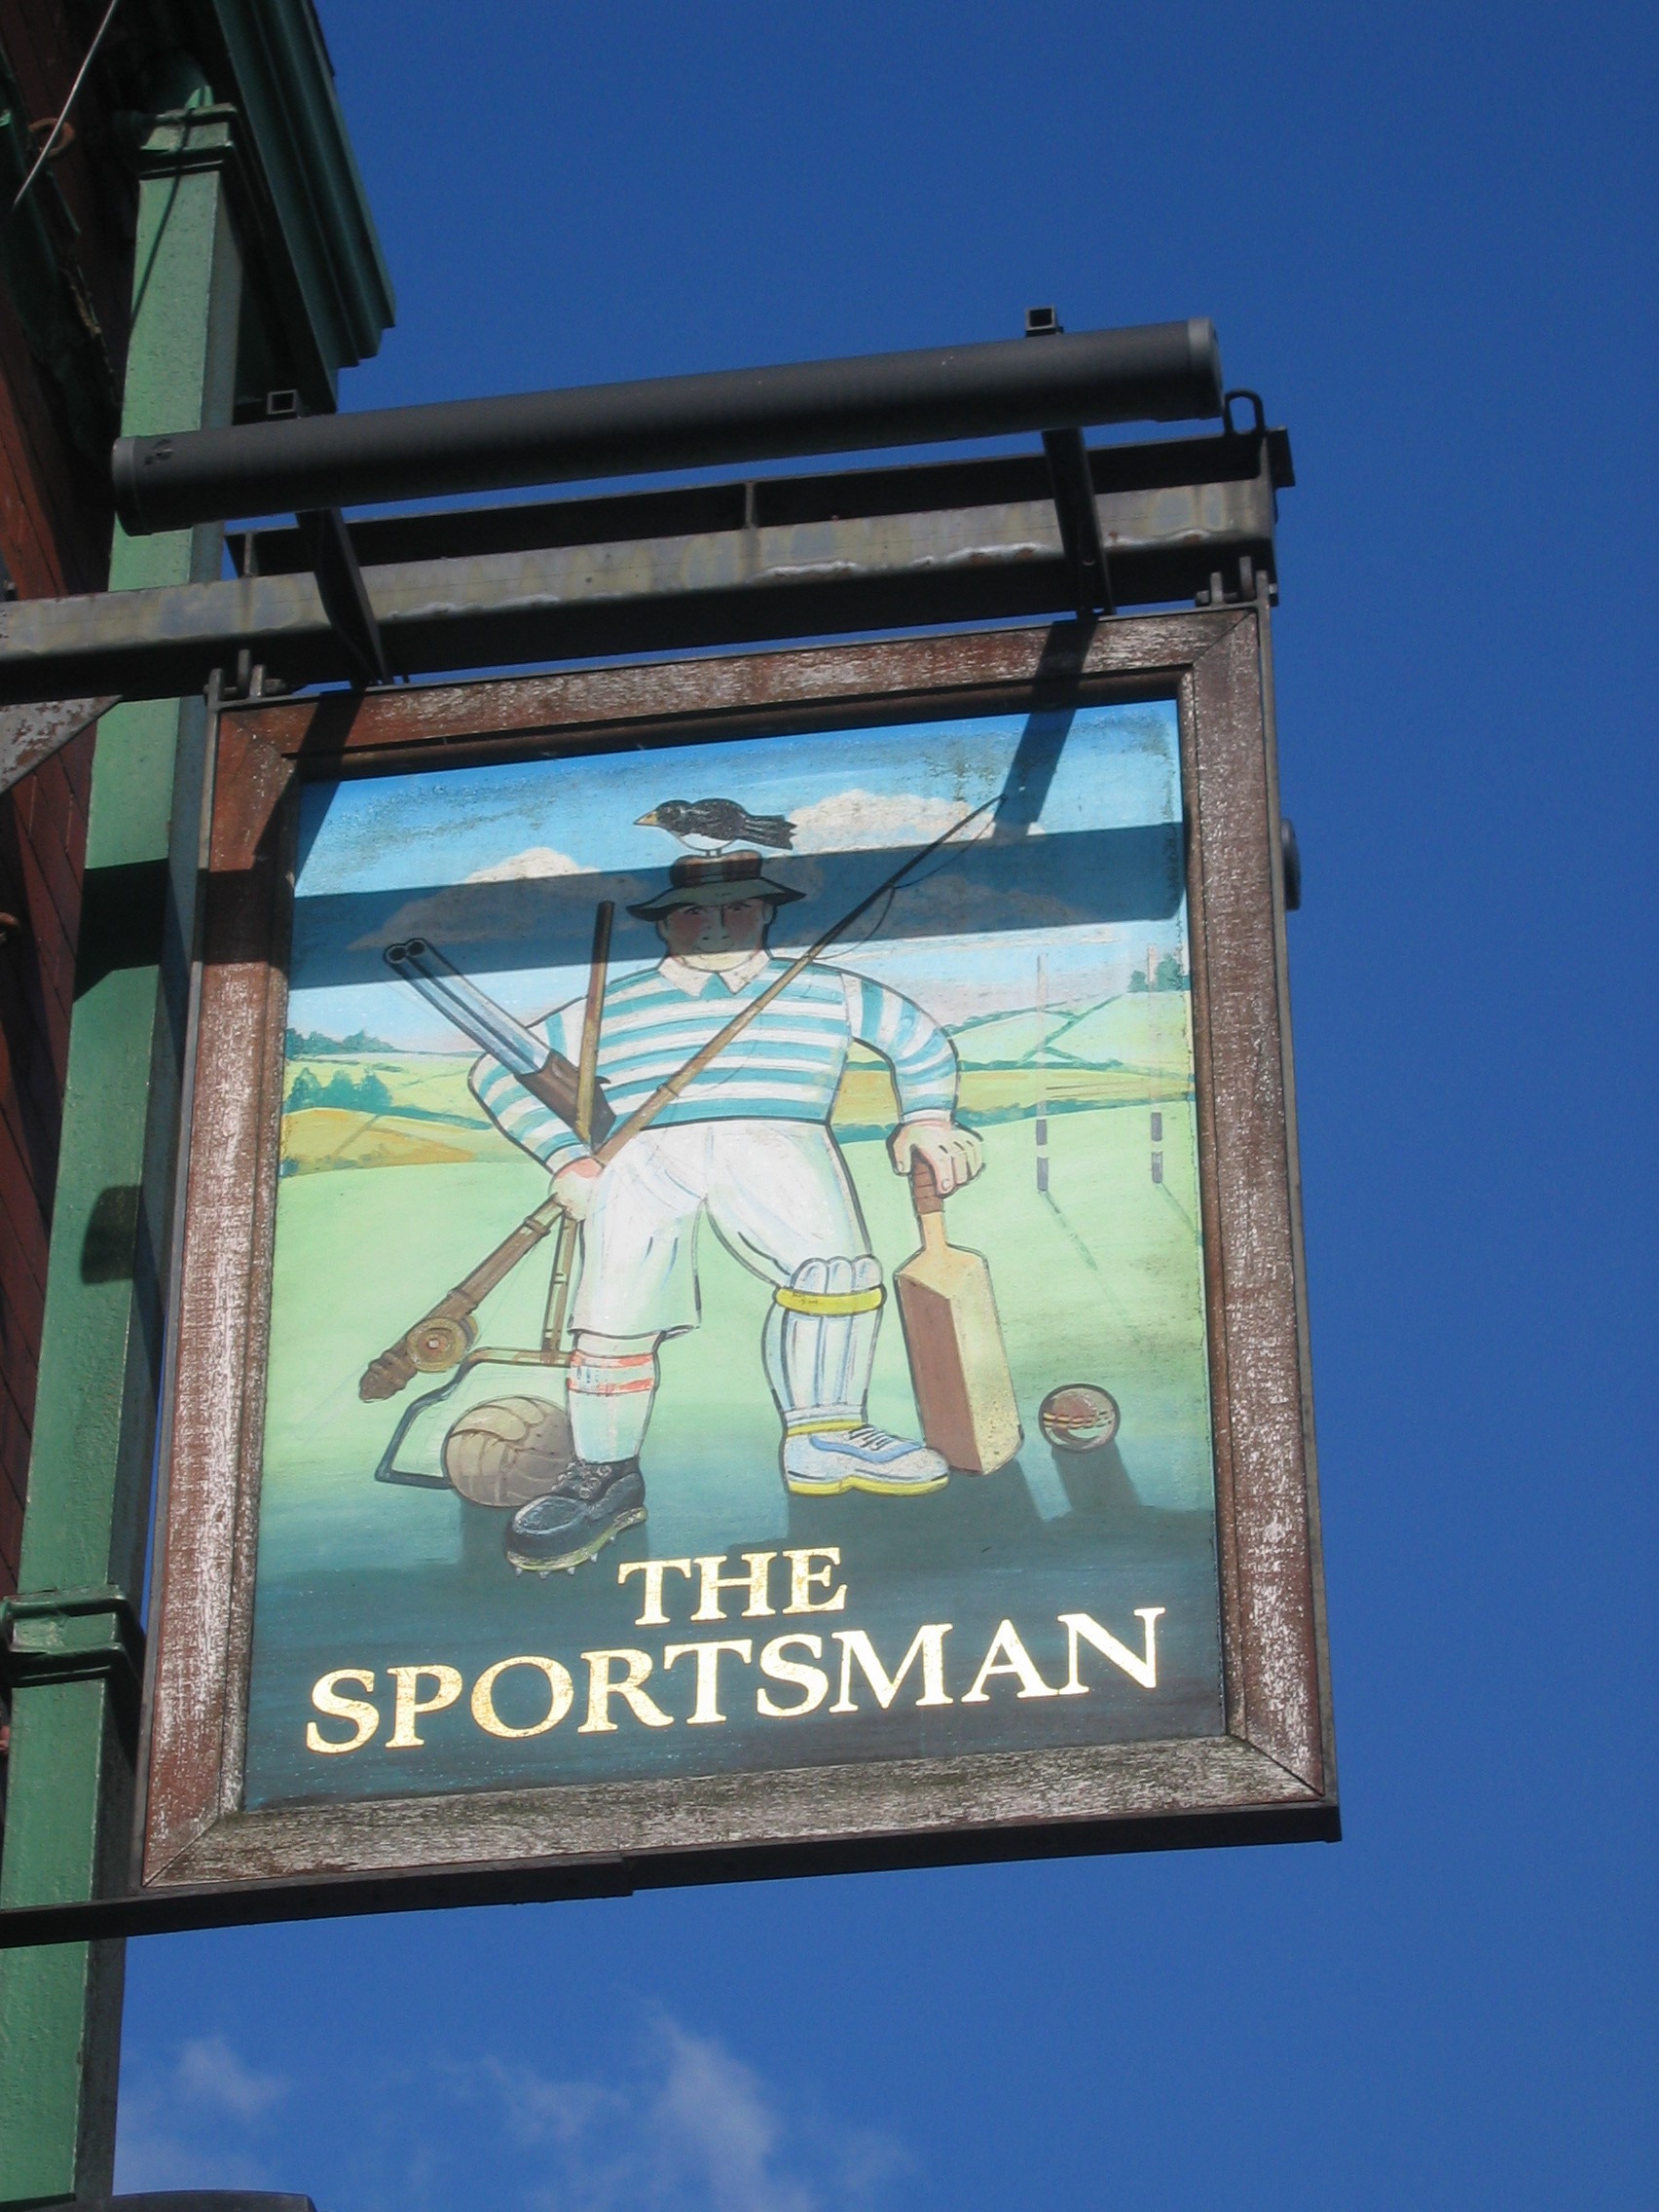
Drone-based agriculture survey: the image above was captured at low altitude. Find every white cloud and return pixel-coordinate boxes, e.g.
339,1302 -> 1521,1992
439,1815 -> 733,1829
357,872 -> 650,949
791,788 -> 994,854
120,2013 -> 908,2212
466,846 -> 587,882
442,2012 -> 908,2212
653,2018 -> 816,2212
175,2034 -> 288,2119
115,2037 -> 286,2194
462,2054 -> 622,2148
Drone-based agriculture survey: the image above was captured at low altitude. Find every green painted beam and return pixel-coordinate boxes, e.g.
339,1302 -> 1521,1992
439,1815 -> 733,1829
0,102 -> 243,2209
187,0 -> 395,407
0,3 -> 391,2186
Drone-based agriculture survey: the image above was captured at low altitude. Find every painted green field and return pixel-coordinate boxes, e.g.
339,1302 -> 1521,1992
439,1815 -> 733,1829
257,1098 -> 1213,1582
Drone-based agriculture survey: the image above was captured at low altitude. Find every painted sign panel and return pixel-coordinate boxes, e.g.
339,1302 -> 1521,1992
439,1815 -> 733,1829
251,701 -> 1218,1799
130,618 -> 1332,1921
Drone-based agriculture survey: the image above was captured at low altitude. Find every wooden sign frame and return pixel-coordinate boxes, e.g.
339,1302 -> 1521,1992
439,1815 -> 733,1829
130,608 -> 1334,1931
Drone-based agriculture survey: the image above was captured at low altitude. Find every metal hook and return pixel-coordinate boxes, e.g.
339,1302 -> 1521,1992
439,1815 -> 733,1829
1223,388 -> 1267,437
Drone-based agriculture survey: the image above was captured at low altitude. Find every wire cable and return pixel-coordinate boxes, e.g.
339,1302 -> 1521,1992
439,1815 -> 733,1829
11,0 -> 122,215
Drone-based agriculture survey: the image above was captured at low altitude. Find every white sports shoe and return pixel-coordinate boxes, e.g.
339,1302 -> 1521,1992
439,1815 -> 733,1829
783,1424 -> 949,1496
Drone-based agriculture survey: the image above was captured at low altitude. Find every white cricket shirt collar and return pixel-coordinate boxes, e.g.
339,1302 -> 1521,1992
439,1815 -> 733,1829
659,950 -> 773,996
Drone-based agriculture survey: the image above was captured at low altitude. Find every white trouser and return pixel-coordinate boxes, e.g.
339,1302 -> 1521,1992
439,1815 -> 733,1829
571,1119 -> 869,1342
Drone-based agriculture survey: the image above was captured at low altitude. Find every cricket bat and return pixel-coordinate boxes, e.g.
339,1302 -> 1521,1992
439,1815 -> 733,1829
895,1158 -> 1022,1474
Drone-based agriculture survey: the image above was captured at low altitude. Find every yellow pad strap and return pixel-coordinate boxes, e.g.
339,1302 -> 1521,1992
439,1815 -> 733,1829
773,1284 -> 884,1315
785,1418 -> 863,1437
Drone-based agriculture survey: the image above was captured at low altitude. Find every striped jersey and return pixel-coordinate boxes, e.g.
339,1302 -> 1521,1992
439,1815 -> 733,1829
471,955 -> 958,1168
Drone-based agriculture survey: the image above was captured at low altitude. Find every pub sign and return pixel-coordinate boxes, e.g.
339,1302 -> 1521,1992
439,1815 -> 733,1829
141,613 -> 1334,1919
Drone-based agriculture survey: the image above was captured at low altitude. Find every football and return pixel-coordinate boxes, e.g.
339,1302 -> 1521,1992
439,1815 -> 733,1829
441,1394 -> 572,1509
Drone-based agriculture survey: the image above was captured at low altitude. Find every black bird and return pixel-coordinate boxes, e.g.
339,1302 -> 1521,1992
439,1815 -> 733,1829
637,798 -> 797,854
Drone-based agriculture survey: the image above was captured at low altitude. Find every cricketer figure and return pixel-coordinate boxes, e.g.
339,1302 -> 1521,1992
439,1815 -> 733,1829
469,847 -> 984,1573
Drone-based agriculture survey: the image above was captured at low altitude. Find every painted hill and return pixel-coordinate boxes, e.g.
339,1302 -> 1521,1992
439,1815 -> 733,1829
280,1108 -> 507,1175
947,991 -> 1193,1077
276,995 -> 1197,1171
280,1051 -> 511,1175
284,1051 -> 482,1122
1047,991 -> 1191,1073
949,1008 -> 1086,1067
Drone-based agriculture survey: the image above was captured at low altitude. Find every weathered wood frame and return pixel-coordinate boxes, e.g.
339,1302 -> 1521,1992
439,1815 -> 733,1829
132,608 -> 1335,1930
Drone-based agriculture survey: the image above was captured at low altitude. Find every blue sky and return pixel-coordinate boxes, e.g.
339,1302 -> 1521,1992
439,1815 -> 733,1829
288,702 -> 1184,1040
117,4 -> 1655,2210
293,706 -> 1179,896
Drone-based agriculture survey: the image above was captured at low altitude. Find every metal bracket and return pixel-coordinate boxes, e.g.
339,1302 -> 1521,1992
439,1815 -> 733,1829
0,1583 -> 144,1692
1041,426 -> 1114,616
1026,309 -> 1113,616
0,693 -> 119,798
1226,387 -> 1294,494
0,428 -> 1286,704
296,505 -> 387,685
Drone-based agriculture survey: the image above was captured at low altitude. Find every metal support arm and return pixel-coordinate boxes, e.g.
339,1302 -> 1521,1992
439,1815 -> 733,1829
0,694 -> 119,797
1026,307 -> 1114,615
1041,427 -> 1114,616
297,505 -> 387,684
0,429 -> 1285,707
0,1586 -> 144,1695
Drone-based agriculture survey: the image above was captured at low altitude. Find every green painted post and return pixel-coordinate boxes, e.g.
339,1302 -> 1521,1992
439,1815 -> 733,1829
0,93 -> 243,2208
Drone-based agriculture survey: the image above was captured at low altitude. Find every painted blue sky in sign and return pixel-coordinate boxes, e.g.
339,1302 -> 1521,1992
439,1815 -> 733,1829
287,702 -> 1189,1047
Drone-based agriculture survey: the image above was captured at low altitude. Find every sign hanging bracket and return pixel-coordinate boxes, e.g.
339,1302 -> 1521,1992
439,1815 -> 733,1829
297,505 -> 387,685
1026,308 -> 1114,616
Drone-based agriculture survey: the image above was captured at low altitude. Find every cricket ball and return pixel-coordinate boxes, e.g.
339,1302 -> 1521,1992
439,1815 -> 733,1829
1038,1383 -> 1121,1454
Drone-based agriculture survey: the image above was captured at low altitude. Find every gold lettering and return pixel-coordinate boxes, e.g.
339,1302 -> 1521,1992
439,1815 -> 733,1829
783,1546 -> 847,1614
961,1619 -> 1058,1702
578,1647 -> 674,1732
830,1625 -> 952,1712
756,1634 -> 829,1717
307,1668 -> 379,1754
617,1557 -> 693,1627
386,1662 -> 463,1746
663,1639 -> 754,1723
1056,1607 -> 1163,1692
470,1655 -> 575,1739
691,1553 -> 776,1621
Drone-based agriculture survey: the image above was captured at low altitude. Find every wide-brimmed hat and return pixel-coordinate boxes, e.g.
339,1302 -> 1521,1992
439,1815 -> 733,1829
627,848 -> 804,920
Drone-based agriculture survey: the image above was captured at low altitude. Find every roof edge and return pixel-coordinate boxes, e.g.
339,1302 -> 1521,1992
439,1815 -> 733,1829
188,0 -> 395,401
